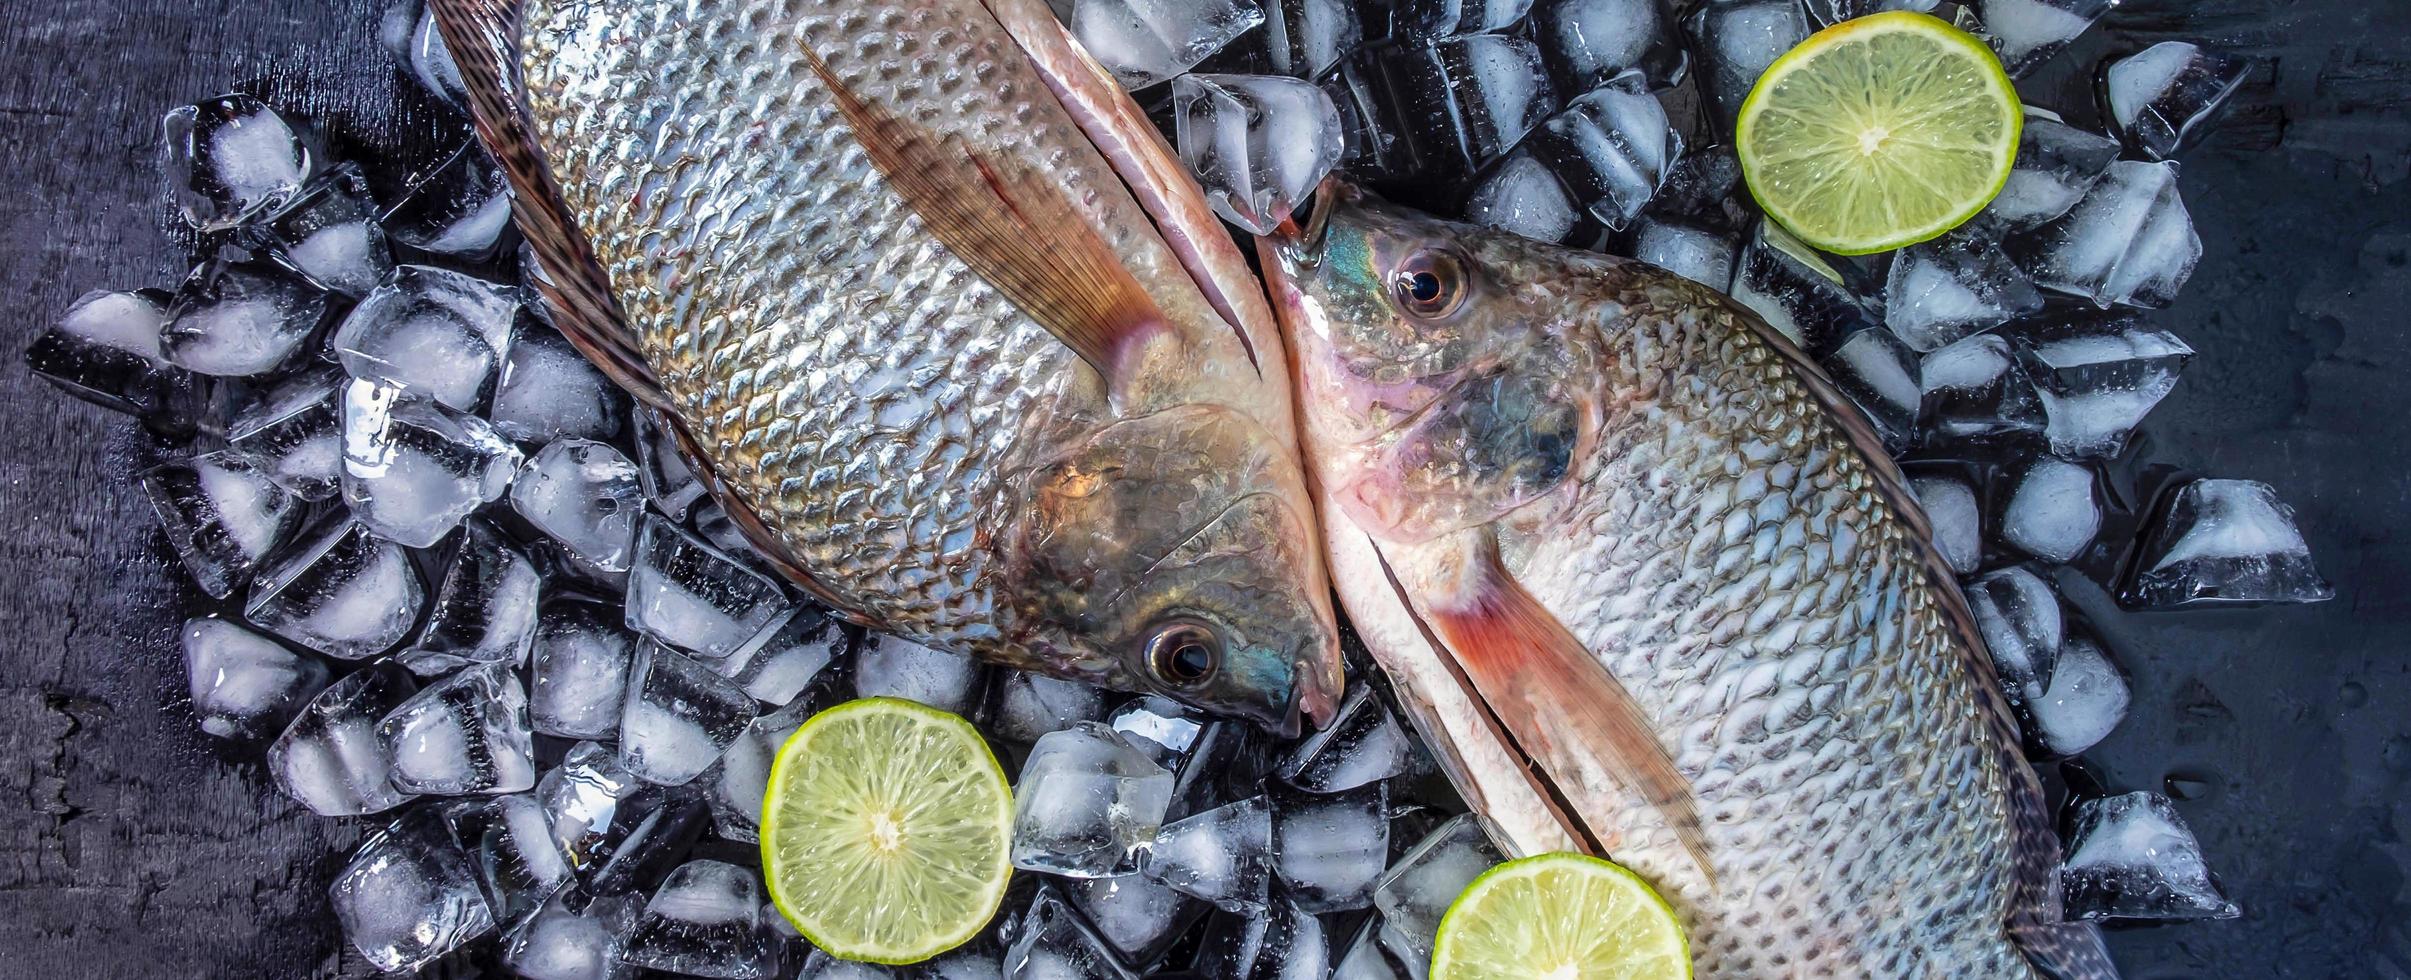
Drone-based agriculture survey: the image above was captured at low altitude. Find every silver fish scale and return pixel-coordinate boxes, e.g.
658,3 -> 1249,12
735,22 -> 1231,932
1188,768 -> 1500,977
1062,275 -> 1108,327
517,0 -> 1190,657
1494,273 -> 2033,977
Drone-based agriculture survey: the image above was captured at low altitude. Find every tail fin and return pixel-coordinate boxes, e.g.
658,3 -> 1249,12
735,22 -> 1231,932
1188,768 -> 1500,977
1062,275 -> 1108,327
425,0 -> 666,411
1378,534 -> 1714,885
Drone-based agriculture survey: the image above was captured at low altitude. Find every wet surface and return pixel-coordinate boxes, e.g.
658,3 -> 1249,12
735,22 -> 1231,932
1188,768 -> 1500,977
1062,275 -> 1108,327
0,0 -> 2404,975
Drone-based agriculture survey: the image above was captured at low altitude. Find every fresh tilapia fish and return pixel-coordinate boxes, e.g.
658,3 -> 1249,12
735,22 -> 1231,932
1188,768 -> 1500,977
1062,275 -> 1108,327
431,0 -> 1342,731
1261,184 -> 2117,978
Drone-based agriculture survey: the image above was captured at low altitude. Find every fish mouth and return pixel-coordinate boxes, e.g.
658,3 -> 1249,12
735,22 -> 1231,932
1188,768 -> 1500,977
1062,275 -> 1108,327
1267,175 -> 1352,270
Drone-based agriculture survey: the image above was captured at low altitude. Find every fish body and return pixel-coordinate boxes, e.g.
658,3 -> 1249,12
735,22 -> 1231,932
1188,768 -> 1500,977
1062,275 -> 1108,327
432,0 -> 1342,731
1263,186 -> 2117,978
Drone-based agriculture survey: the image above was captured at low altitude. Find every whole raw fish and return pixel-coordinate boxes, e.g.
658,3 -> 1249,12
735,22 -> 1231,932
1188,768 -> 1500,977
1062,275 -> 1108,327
1261,183 -> 2118,978
431,0 -> 1342,732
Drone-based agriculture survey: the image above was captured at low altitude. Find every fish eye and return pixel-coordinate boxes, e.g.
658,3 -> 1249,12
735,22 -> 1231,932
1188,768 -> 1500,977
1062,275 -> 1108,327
1389,248 -> 1467,319
1144,620 -> 1222,689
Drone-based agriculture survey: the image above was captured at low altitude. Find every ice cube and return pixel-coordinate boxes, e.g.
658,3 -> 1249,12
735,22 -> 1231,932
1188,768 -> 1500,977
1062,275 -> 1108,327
1385,0 -> 1531,39
1164,719 -> 1279,821
1277,683 -> 1411,793
855,632 -> 989,716
1274,784 -> 1388,912
710,605 -> 855,706
334,264 -> 521,412
1683,0 -> 1808,125
620,860 -> 780,979
530,593 -> 640,738
2016,159 -> 2200,310
1629,218 -> 1736,293
246,518 -> 426,659
797,949 -> 899,979
1373,813 -> 1503,964
1004,885 -> 1139,980
1533,0 -> 1688,93
329,804 -> 496,972
227,365 -> 345,500
1974,0 -> 2112,78
23,300 -> 199,433
1173,74 -> 1344,235
512,439 -> 645,573
1463,149 -> 1579,244
403,519 -> 544,674
2011,315 -> 2193,458
161,261 -> 329,377
1882,233 -> 2044,352
2103,41 -> 2249,160
267,661 -> 420,815
1731,220 -> 1871,356
1819,329 -> 1922,456
142,449 -> 304,598
1013,722 -> 1176,877
2122,479 -> 2334,608
385,141 -> 517,260
2060,791 -> 2239,921
619,643 -> 759,785
1649,145 -> 1745,228
538,741 -> 712,894
1999,457 -> 2099,564
626,514 -> 794,659
1192,897 -> 1328,980
1333,918 -> 1414,980
634,409 -> 709,520
182,615 -> 330,741
490,325 -> 627,445
1109,695 -> 1210,771
707,697 -> 827,843
1141,794 -> 1274,912
377,661 -> 537,795
990,670 -> 1109,743
1069,873 -> 1208,966
56,288 -> 170,363
1256,0 -> 1362,79
1073,0 -> 1267,89
1908,474 -> 1982,576
919,942 -> 1008,980
1524,71 -> 1681,231
161,94 -> 316,231
502,886 -> 643,980
442,792 -> 575,927
2026,631 -> 2126,757
1987,117 -> 2121,230
1325,35 -> 1558,185
341,377 -> 523,547
1918,333 -> 2044,444
1964,565 -> 2064,704
243,163 -> 392,298
1801,0 -> 1940,23
380,0 -> 469,106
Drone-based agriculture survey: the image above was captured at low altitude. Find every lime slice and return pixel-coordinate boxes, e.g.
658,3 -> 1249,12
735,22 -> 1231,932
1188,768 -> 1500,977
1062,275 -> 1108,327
1430,852 -> 1692,980
761,697 -> 1013,964
1736,11 -> 2022,255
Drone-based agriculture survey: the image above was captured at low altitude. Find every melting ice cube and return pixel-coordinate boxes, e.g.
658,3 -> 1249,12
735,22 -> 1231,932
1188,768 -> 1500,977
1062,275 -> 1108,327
1533,0 -> 1689,93
529,593 -> 640,739
1683,0 -> 1807,126
1999,457 -> 2100,564
380,0 -> 469,106
402,519 -> 544,675
1069,873 -> 1207,966
626,514 -> 793,660
1386,0 -> 1531,39
1909,473 -> 1982,576
1274,784 -> 1389,912
1325,35 -> 1558,185
24,292 -> 198,431
707,697 -> 827,844
1965,565 -> 2064,704
1731,220 -> 1871,356
2016,160 -> 2200,310
855,632 -> 989,716
182,615 -> 330,742
1256,0 -> 1362,80
385,141 -> 517,261
334,264 -> 522,412
1333,918 -> 1416,980
161,94 -> 316,231
441,792 -> 574,928
618,643 -> 759,786
1629,217 -> 1736,293
228,365 -> 346,500
2061,791 -> 2238,921
1524,71 -> 1681,231
634,408 -> 709,520
2025,631 -> 2127,758
1974,0 -> 2113,78
341,377 -> 523,547
538,741 -> 711,894
142,449 -> 304,598
1141,794 -> 1274,912
710,605 -> 854,707
501,885 -> 642,980
161,262 -> 329,377
246,518 -> 426,659
268,660 -> 420,815
2010,314 -> 2193,458
990,669 -> 1110,743
1373,813 -> 1503,964
1007,885 -> 1138,980
1463,149 -> 1579,244
1013,722 -> 1176,877
1173,74 -> 1343,235
245,164 -> 392,298
1277,682 -> 1411,793
1987,117 -> 2121,231
513,439 -> 645,574
378,661 -> 537,795
1109,695 -> 1210,772
1918,332 -> 2043,444
490,325 -> 627,445
620,860 -> 780,979
1882,232 -> 2044,352
329,804 -> 496,972
2103,42 -> 2250,161
2122,479 -> 2333,608
1072,0 -> 1267,90
1819,329 -> 1923,457
1186,894 -> 1328,979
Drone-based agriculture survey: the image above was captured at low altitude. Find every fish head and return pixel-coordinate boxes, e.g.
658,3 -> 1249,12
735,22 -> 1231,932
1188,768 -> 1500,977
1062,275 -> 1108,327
1009,404 -> 1342,736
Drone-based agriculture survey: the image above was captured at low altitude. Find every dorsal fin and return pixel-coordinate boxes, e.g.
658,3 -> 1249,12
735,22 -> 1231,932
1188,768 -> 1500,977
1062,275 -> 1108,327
798,48 -> 1170,390
426,0 -> 669,412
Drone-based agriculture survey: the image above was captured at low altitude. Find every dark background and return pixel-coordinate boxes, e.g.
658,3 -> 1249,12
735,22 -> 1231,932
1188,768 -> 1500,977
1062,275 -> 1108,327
0,0 -> 2404,977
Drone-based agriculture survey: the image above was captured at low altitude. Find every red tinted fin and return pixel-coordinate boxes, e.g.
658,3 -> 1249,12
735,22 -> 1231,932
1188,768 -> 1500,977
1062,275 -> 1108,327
426,0 -> 667,412
1394,533 -> 1714,885
798,49 -> 1168,390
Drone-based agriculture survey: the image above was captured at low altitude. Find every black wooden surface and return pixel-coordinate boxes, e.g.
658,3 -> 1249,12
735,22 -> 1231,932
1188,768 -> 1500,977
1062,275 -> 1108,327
0,1 -> 2405,977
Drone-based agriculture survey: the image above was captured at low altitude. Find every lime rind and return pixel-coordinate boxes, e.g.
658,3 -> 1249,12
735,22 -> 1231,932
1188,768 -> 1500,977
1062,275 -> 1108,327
1736,11 -> 2023,255
1430,852 -> 1693,980
761,697 -> 1015,965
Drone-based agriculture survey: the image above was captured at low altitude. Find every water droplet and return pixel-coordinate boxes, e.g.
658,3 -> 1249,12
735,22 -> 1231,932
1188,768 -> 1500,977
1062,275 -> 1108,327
2163,768 -> 2217,801
2340,681 -> 2368,708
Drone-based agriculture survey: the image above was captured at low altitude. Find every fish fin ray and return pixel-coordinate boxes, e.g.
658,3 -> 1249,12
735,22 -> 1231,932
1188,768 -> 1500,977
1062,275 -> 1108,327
800,48 -> 1168,387
1405,533 -> 1715,885
427,0 -> 669,412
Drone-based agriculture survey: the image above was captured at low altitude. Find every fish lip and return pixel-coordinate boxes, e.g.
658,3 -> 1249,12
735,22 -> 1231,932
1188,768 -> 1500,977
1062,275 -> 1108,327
1290,645 -> 1343,734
